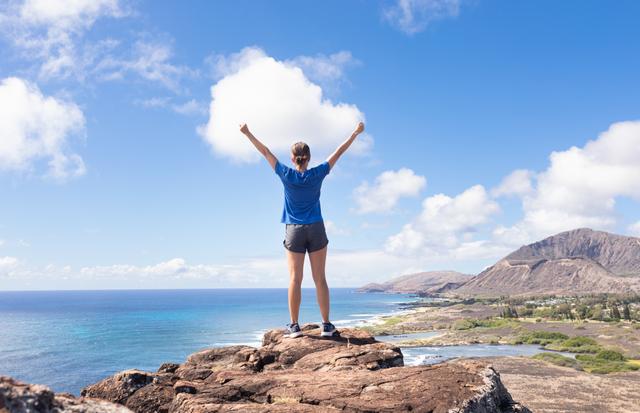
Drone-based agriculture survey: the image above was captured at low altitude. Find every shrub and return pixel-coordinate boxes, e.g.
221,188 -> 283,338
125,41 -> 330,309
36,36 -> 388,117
563,336 -> 597,347
575,353 -> 639,374
452,318 -> 515,330
518,331 -> 569,345
544,336 -> 602,354
533,352 -> 581,369
595,350 -> 626,361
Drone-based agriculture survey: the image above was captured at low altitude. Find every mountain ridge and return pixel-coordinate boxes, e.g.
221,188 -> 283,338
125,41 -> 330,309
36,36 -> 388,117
358,270 -> 472,294
453,228 -> 640,297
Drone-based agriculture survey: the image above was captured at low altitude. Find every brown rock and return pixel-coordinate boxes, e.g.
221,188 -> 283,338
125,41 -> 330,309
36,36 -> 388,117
0,376 -> 131,413
80,325 -> 530,412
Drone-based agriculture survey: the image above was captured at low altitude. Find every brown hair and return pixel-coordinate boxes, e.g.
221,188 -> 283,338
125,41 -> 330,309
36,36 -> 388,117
291,142 -> 310,166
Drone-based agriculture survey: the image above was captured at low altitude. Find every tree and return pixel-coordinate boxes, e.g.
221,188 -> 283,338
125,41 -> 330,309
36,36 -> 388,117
623,304 -> 631,320
576,304 -> 589,320
611,304 -> 621,320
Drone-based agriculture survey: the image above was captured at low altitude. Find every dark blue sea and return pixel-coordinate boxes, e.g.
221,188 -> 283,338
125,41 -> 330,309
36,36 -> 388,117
0,288 -> 413,395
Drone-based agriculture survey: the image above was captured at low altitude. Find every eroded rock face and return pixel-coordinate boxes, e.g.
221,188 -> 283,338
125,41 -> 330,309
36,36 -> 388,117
454,228 -> 640,296
81,324 -> 530,413
0,376 -> 132,413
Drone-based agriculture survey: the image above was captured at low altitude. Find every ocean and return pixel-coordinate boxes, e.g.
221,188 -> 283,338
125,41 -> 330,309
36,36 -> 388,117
0,288 -> 413,395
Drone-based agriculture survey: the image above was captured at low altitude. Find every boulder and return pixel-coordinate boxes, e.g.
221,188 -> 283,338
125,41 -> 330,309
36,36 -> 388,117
80,324 -> 530,412
0,375 -> 131,413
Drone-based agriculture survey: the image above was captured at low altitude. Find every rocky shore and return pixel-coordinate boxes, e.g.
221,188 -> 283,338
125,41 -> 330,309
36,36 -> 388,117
0,376 -> 130,413
2,324 -> 530,412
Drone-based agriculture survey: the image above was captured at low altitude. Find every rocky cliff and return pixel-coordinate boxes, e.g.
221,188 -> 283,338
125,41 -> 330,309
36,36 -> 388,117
358,271 -> 471,294
78,324 -> 530,413
0,376 -> 131,413
454,228 -> 640,297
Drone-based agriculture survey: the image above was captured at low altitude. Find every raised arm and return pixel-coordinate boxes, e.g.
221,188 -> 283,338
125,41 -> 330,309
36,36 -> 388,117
239,123 -> 278,170
326,122 -> 365,169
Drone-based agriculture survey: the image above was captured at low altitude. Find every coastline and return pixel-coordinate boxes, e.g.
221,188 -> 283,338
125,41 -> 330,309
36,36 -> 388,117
0,288 -> 416,396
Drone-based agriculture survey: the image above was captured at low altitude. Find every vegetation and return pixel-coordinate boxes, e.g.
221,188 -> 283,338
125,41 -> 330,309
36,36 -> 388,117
515,331 -> 569,345
359,315 -> 406,334
468,293 -> 640,323
533,350 -> 639,374
544,336 -> 602,354
574,350 -> 639,374
452,318 -> 517,330
532,352 -> 581,369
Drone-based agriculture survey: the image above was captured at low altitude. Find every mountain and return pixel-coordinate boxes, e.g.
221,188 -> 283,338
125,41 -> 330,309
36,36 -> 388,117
453,228 -> 640,297
358,271 -> 472,294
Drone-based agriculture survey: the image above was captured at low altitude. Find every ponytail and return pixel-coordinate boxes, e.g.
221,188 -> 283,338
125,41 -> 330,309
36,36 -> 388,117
291,142 -> 310,166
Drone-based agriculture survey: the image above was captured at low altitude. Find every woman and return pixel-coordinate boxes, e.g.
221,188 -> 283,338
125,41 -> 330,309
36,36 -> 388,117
239,121 -> 365,338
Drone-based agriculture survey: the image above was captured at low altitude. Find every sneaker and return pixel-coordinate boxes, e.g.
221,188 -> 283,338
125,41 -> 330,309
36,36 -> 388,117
285,322 -> 302,338
320,322 -> 337,337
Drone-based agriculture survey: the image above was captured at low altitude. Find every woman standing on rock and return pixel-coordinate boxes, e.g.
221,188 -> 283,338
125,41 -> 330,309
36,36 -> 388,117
240,122 -> 365,338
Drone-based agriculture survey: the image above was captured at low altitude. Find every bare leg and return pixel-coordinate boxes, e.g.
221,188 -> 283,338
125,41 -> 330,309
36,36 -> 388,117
309,245 -> 330,323
287,249 -> 305,323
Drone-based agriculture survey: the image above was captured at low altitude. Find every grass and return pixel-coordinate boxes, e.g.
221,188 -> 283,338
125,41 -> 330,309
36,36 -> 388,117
532,352 -> 582,369
533,350 -> 640,374
515,331 -> 569,345
452,318 -> 518,330
575,350 -> 640,374
544,336 -> 602,354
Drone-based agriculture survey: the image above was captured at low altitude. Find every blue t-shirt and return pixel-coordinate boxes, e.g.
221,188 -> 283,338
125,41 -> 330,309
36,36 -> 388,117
274,160 -> 331,224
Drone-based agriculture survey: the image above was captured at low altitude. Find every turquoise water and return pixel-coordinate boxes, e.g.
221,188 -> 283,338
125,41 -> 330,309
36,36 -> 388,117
0,288 -> 413,395
0,289 -> 574,397
377,331 -> 577,365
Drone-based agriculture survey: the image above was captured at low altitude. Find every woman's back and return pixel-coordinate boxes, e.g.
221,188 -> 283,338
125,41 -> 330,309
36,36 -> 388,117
274,160 -> 331,224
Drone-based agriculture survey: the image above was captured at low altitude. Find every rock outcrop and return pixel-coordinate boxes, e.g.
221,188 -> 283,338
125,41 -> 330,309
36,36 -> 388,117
358,271 -> 472,294
0,376 -> 131,413
454,228 -> 640,297
81,324 -> 530,413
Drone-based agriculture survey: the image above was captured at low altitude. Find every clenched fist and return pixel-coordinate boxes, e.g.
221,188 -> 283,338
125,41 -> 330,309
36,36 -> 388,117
353,122 -> 365,135
239,123 -> 250,135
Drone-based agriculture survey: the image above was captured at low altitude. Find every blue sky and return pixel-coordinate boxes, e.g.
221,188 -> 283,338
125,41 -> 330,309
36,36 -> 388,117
1,0 -> 640,290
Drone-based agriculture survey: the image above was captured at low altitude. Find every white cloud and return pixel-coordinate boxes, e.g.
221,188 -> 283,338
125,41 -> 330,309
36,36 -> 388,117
498,120 -> 640,243
136,97 -> 207,116
382,0 -> 461,35
94,39 -> 197,91
0,251 -> 446,290
0,77 -> 86,180
171,99 -> 207,116
209,49 -> 358,87
136,96 -> 171,108
491,169 -> 534,198
324,220 -> 351,236
0,256 -> 19,271
628,221 -> 640,237
353,168 -> 426,214
17,0 -> 124,27
285,51 -> 359,91
385,184 -> 500,255
1,0 -> 127,79
198,47 -> 372,163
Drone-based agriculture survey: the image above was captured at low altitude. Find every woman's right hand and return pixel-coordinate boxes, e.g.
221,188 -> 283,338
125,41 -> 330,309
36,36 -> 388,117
353,122 -> 365,136
239,123 -> 250,135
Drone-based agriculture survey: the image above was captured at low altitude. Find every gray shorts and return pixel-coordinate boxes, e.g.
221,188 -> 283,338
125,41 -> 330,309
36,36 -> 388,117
283,221 -> 329,253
